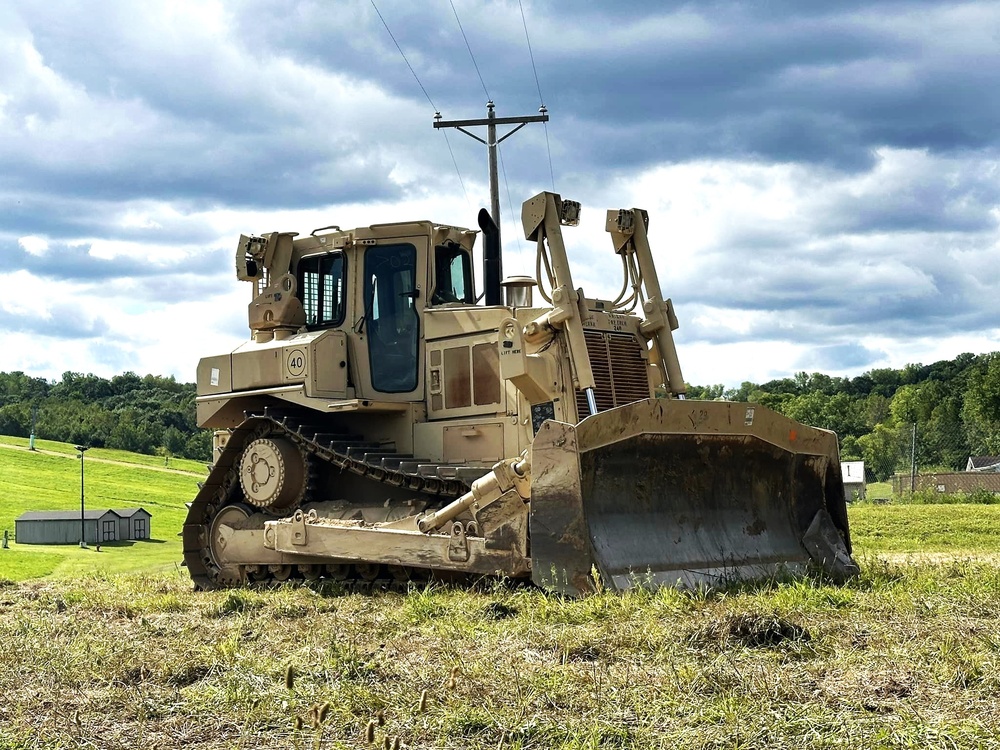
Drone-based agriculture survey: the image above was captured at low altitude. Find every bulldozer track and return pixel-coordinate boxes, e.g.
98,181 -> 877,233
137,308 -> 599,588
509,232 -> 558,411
182,406 -> 477,590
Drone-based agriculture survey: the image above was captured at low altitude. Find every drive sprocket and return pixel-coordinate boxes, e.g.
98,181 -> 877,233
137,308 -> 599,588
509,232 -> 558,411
239,436 -> 308,511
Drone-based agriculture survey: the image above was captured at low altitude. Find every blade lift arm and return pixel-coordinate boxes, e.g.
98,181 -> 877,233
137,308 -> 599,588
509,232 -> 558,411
498,192 -> 599,414
606,209 -> 686,398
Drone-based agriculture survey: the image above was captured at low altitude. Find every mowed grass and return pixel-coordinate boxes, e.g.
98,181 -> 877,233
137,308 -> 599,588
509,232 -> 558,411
0,437 -> 201,580
848,503 -> 1000,554
0,434 -> 207,473
2,562 -> 1000,749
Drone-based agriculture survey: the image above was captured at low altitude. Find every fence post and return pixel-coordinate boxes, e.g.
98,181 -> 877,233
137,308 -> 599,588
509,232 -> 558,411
909,422 -> 917,493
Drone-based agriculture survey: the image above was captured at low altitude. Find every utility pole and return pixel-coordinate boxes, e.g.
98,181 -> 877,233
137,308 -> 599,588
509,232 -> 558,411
76,445 -> 89,547
433,101 -> 549,260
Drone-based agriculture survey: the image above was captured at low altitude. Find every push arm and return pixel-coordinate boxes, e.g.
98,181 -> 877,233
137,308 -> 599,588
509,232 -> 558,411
520,192 -> 597,406
606,209 -> 686,397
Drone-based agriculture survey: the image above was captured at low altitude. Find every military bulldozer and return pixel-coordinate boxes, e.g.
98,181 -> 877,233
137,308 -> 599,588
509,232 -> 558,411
183,191 -> 857,596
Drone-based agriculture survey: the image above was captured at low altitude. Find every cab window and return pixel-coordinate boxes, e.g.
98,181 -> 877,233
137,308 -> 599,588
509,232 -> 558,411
432,244 -> 474,305
299,253 -> 345,327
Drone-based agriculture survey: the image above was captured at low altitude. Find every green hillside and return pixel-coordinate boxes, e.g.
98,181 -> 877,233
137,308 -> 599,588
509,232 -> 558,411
0,435 -> 202,580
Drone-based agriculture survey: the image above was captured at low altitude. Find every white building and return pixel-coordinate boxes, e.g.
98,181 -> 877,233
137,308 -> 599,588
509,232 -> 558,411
841,461 -> 866,502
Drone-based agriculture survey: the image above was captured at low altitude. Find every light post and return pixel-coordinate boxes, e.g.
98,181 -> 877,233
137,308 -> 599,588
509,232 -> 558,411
76,445 -> 89,548
29,404 -> 38,451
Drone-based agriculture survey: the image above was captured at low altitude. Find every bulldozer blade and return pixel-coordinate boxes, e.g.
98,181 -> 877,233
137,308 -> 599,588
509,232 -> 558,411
529,399 -> 857,596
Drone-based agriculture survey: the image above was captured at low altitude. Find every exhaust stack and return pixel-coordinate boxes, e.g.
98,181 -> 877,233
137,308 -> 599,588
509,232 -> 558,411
479,208 -> 502,306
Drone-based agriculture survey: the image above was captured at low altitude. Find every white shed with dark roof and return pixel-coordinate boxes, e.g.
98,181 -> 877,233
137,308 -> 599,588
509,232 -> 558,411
14,507 -> 151,545
841,461 -> 866,502
114,508 -> 152,540
15,509 -> 119,545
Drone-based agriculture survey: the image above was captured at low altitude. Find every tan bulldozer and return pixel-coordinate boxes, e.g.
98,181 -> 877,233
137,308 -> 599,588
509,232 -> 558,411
183,191 -> 857,596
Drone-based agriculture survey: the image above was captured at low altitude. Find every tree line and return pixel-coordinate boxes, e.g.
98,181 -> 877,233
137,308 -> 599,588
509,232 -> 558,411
2,351 -> 998,474
0,371 -> 211,460
686,351 -> 1000,481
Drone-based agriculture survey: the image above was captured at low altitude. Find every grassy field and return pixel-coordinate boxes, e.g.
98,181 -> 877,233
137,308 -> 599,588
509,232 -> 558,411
0,436 -> 201,580
850,502 -> 1000,554
3,437 -> 1000,747
0,434 -> 207,473
865,480 -> 893,501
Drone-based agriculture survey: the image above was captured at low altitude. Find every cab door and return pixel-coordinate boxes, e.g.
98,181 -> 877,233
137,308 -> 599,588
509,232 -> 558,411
356,238 -> 427,400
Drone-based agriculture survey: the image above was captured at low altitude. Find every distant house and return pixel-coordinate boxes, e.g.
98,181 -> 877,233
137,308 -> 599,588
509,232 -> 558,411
14,507 -> 152,545
841,460 -> 866,502
966,456 -> 1000,473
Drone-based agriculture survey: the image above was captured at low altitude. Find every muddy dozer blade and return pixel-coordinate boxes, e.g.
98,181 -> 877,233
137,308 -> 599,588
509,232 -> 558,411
529,399 -> 857,596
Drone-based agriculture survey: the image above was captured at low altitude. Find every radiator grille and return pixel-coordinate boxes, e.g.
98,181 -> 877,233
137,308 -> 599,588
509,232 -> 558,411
576,330 -> 651,418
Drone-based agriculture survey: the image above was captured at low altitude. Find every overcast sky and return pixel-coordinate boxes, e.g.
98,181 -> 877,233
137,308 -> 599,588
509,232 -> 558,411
2,0 -> 998,389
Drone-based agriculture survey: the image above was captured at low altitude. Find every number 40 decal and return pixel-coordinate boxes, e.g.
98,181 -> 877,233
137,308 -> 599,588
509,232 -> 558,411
286,349 -> 306,377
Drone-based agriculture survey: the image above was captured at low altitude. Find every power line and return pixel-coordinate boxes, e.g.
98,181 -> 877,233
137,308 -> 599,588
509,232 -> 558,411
542,120 -> 555,192
370,0 -> 436,111
370,0 -> 470,207
373,1 -> 552,211
449,0 -> 490,101
443,131 -> 472,208
518,0 -> 555,190
519,0 -> 544,106
434,104 -> 549,262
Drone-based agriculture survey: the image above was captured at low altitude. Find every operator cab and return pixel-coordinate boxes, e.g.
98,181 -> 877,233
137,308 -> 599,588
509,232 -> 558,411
254,222 -> 481,401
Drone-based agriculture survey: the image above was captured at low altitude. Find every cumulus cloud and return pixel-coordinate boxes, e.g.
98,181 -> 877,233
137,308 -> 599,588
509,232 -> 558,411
17,235 -> 48,256
1,0 -> 997,387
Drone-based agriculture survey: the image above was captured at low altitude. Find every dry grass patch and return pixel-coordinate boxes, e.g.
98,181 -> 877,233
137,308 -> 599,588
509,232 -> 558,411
1,562 -> 1000,748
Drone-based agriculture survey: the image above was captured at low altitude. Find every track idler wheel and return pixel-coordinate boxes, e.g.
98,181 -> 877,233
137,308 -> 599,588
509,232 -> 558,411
208,504 -> 253,584
239,437 -> 307,511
